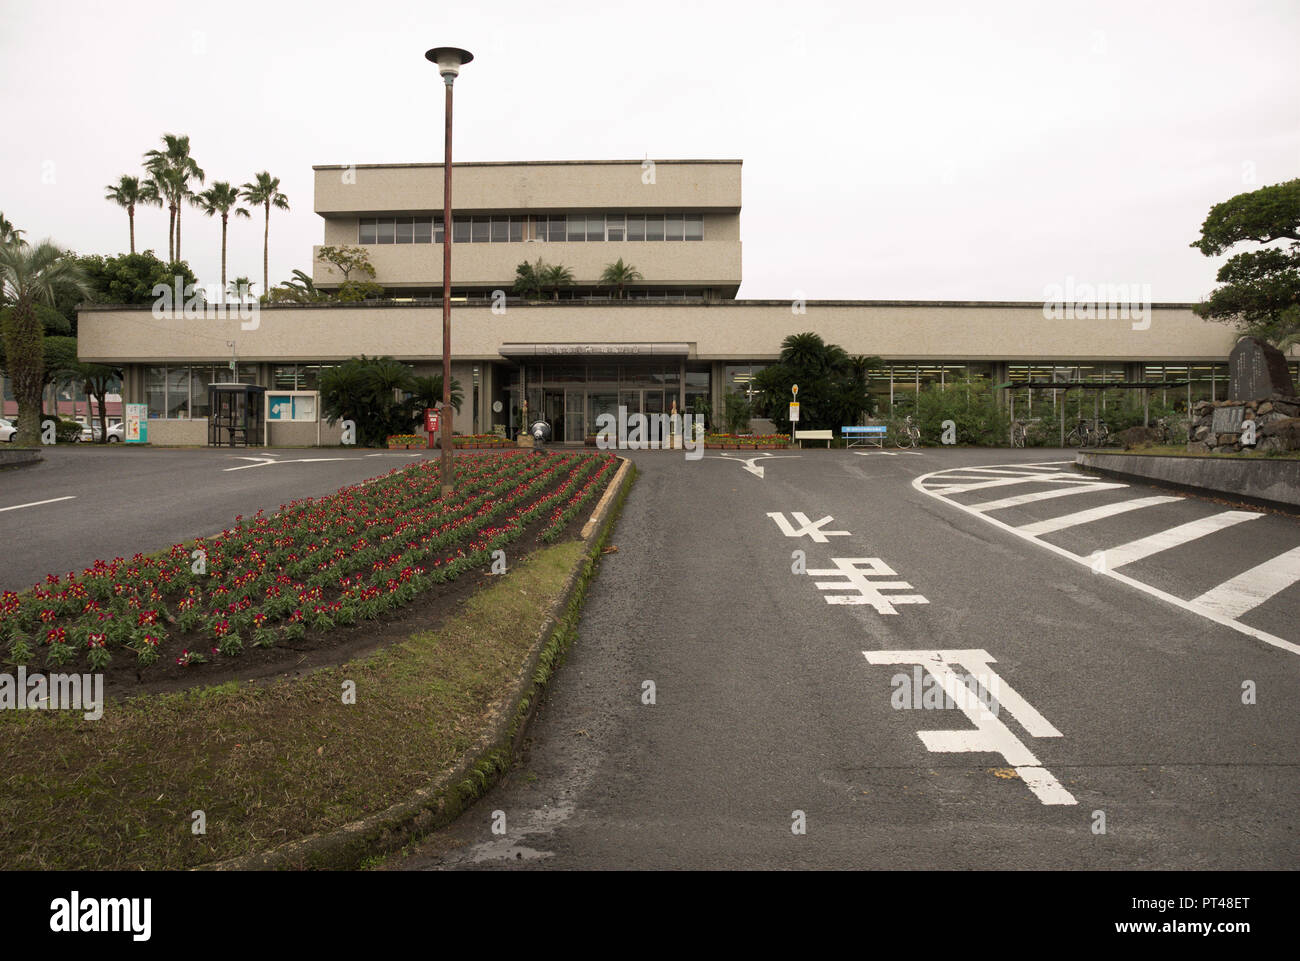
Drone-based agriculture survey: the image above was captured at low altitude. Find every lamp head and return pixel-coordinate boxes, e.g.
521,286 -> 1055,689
425,46 -> 474,84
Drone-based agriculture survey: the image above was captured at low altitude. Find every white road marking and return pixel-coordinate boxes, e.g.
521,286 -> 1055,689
808,557 -> 928,614
913,464 -> 1300,657
928,472 -> 1099,496
1190,545 -> 1300,619
223,456 -> 357,472
1018,495 -> 1182,535
711,452 -> 799,479
766,512 -> 850,542
969,481 -> 1126,512
0,495 -> 76,513
863,649 -> 1076,806
1101,511 -> 1261,569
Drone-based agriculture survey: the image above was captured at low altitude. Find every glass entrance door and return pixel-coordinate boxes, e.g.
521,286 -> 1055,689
543,389 -> 565,442
565,390 -> 585,443
618,389 -> 642,417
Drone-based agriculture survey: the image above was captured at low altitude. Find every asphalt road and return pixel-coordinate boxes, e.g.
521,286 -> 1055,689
390,446 -> 1300,870
0,446 -> 437,592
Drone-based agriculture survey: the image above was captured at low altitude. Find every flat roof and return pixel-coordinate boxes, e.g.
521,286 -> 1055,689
312,159 -> 743,171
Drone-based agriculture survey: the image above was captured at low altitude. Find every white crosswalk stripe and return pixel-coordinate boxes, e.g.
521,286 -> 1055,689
1190,545 -> 1300,619
970,482 -> 1126,513
1101,511 -> 1261,569
1018,495 -> 1183,535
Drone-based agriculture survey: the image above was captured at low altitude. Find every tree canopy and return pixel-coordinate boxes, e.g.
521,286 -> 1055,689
752,332 -> 881,434
1192,179 -> 1300,349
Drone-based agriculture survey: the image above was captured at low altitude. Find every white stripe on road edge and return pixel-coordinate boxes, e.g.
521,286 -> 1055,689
0,496 -> 76,513
1101,511 -> 1260,569
912,466 -> 1300,657
1190,545 -> 1300,619
969,481 -> 1126,513
1018,495 -> 1183,535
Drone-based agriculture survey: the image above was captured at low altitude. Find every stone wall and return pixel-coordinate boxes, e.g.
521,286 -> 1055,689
1188,395 -> 1300,453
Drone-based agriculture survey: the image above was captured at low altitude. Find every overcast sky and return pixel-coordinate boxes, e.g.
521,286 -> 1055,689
1,0 -> 1296,302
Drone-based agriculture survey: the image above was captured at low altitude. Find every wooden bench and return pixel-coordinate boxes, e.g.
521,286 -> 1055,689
842,425 -> 887,449
794,429 -> 833,449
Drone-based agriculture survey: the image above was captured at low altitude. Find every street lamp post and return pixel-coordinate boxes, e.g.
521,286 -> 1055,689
425,45 -> 473,498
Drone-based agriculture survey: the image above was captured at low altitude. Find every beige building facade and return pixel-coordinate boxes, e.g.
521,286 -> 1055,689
75,158 -> 1274,446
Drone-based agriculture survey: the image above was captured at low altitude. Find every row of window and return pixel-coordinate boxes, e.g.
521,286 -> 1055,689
357,213 -> 706,245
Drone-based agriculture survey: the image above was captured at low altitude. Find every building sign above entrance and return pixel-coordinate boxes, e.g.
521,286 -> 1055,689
499,342 -> 691,358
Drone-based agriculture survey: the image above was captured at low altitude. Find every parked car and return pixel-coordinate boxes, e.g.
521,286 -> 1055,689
0,418 -> 14,443
76,420 -> 124,443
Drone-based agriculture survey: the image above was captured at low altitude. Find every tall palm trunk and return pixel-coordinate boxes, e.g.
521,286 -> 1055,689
262,200 -> 270,297
128,204 -> 135,254
3,302 -> 44,446
175,203 -> 183,262
167,204 -> 176,262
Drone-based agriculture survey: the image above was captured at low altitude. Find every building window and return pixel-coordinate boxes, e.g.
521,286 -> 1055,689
358,211 -> 703,244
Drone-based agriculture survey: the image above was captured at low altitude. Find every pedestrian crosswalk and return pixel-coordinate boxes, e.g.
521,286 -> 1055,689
914,461 -> 1300,655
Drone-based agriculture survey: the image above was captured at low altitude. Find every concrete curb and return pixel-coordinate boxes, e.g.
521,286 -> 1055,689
200,455 -> 635,871
0,448 -> 42,469
1075,450 -> 1300,513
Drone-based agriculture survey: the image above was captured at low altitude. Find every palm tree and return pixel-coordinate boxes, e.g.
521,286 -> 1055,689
227,276 -> 254,299
144,134 -> 204,263
239,172 -> 290,300
143,165 -> 182,262
0,213 -> 24,247
193,182 -> 249,296
105,175 -> 148,253
540,263 -> 575,301
599,258 -> 642,298
0,241 -> 93,444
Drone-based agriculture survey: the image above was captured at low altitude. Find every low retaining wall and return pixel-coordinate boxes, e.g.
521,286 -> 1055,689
0,448 -> 42,469
1075,450 -> 1300,512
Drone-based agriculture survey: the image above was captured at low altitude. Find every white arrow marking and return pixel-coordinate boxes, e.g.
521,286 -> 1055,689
712,452 -> 799,479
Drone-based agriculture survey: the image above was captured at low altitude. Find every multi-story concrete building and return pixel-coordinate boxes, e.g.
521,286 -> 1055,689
76,157 -> 1284,446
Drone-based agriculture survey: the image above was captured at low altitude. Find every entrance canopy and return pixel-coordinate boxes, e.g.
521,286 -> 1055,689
499,342 -> 690,358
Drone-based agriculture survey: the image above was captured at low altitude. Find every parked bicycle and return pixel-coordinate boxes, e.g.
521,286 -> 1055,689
896,415 -> 921,449
1065,418 -> 1109,448
1010,417 -> 1041,448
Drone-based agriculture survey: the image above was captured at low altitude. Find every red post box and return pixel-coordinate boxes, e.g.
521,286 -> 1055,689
424,408 -> 439,448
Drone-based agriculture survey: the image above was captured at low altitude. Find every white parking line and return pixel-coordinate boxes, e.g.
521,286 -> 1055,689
1102,511 -> 1261,569
1190,545 -> 1300,619
969,482 -> 1125,512
1018,495 -> 1182,535
0,496 -> 77,513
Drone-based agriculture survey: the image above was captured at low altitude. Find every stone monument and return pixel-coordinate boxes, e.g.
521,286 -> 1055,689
1228,336 -> 1296,401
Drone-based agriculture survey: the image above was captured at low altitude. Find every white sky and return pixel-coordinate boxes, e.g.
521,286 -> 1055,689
1,0 -> 1296,302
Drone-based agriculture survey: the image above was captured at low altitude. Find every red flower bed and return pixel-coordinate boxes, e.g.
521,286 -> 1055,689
0,450 -> 617,675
